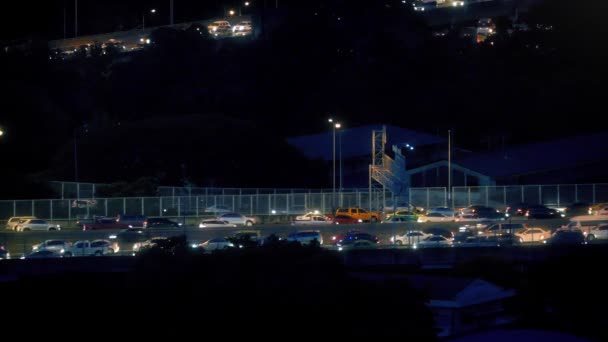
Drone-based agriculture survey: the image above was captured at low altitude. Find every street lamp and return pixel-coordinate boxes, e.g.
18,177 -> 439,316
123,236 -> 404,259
229,9 -> 236,16
0,129 -> 3,137
143,8 -> 156,31
328,119 -> 341,203
239,1 -> 251,15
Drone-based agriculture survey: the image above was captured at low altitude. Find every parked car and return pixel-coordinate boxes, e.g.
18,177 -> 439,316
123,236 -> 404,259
32,240 -> 71,253
382,215 -> 416,223
526,205 -> 564,219
455,236 -> 500,248
24,250 -> 64,259
292,214 -> 333,225
385,210 -> 419,221
199,219 -> 237,228
15,219 -> 61,232
337,239 -> 378,251
505,203 -> 530,217
116,214 -> 147,228
480,223 -> 526,237
64,240 -> 115,256
0,246 -> 10,260
145,218 -> 181,228
427,207 -> 456,217
285,230 -> 323,245
584,223 -> 608,242
333,215 -> 362,225
82,217 -> 130,231
232,20 -> 252,36
544,229 -> 586,246
390,231 -> 432,246
207,20 -> 231,35
564,202 -> 591,217
217,213 -> 257,226
413,235 -> 453,248
196,238 -> 235,251
333,231 -> 379,246
417,212 -> 456,223
515,227 -> 551,243
335,207 -> 380,223
109,228 -> 150,251
6,216 -> 36,231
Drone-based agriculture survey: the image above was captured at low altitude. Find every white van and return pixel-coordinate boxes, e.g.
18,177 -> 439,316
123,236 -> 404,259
562,215 -> 608,236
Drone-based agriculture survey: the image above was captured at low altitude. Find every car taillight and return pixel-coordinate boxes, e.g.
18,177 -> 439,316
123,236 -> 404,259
525,211 -> 530,216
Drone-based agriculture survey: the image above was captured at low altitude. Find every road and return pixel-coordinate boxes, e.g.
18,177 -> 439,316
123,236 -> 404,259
0,216 -> 569,257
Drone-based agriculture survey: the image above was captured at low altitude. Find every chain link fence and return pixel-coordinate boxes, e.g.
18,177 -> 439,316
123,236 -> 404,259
3,184 -> 608,223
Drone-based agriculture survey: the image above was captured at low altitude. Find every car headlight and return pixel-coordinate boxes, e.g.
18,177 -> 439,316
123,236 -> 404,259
60,249 -> 65,254
109,235 -> 117,239
199,224 -> 204,228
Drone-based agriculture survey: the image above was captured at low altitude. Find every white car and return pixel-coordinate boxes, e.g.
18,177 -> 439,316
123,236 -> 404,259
232,21 -> 252,36
515,227 -> 551,243
6,216 -> 36,230
217,213 -> 257,226
32,240 -> 71,253
583,224 -> 608,242
64,240 -> 114,257
292,214 -> 333,225
390,231 -> 432,246
417,212 -> 456,223
199,219 -> 237,228
413,235 -> 453,249
15,219 -> 61,232
196,238 -> 234,251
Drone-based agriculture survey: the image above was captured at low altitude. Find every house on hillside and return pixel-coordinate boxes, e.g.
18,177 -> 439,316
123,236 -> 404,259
351,273 -> 516,338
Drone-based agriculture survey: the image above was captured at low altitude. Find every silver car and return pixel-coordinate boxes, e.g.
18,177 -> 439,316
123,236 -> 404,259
32,240 -> 71,253
216,213 -> 257,226
15,219 -> 61,232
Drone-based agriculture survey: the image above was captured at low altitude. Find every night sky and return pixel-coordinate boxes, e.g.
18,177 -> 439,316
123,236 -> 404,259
1,0 -> 608,194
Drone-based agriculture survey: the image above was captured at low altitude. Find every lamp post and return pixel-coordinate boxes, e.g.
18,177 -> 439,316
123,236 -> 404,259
239,1 -> 251,16
328,119 -> 341,205
143,8 -> 156,31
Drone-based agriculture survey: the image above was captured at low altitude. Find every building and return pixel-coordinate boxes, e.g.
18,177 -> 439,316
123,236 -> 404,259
351,272 -> 516,338
287,124 -> 446,188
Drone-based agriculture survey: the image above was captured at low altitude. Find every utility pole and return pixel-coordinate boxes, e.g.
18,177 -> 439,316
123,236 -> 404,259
448,129 -> 452,206
170,0 -> 174,25
74,0 -> 78,37
63,6 -> 67,39
73,129 -> 79,199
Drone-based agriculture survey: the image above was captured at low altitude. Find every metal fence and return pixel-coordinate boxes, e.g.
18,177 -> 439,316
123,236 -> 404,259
451,184 -> 608,208
3,184 -> 608,221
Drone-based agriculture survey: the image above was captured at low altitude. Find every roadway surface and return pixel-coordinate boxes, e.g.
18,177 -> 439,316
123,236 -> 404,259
0,216 -> 570,257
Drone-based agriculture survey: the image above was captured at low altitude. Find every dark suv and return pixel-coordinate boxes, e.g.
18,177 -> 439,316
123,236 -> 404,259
116,214 -> 148,228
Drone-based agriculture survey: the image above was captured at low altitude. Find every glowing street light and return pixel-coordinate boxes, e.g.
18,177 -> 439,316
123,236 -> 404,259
0,129 -> 3,137
143,8 -> 157,31
245,1 -> 250,6
229,9 -> 236,16
328,118 -> 342,203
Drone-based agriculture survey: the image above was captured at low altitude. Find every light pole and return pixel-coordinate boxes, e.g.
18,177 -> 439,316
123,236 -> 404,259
339,125 -> 343,191
239,1 -> 251,16
328,119 -> 341,205
143,8 -> 156,31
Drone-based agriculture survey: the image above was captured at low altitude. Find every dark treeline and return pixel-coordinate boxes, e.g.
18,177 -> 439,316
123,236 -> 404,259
0,0 -> 606,197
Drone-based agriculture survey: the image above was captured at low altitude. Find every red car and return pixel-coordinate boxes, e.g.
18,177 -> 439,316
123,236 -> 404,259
333,215 -> 362,225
